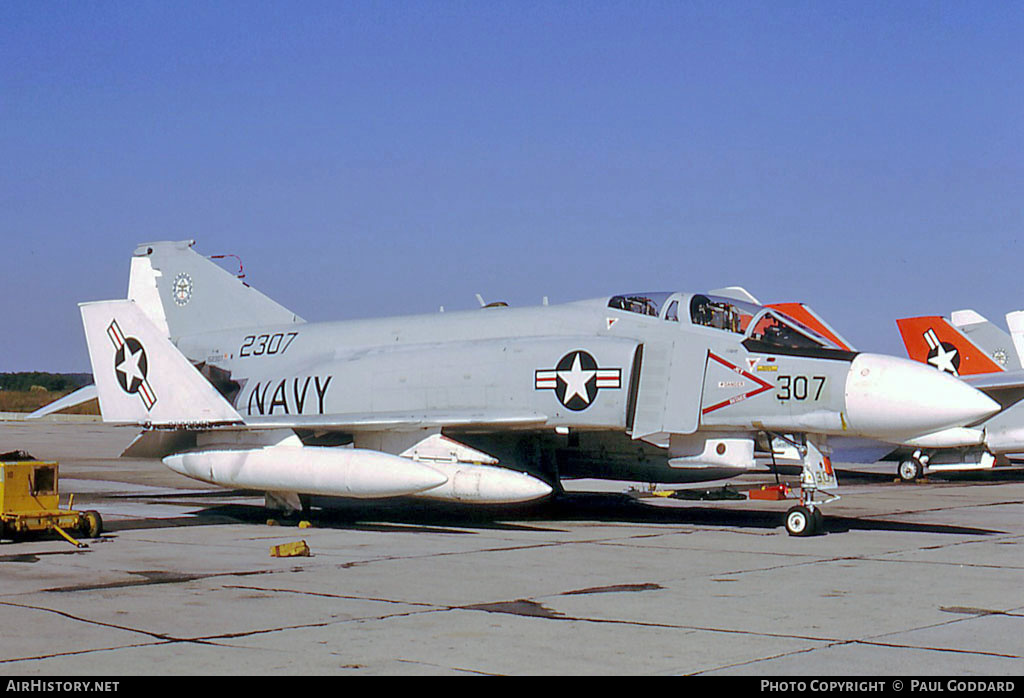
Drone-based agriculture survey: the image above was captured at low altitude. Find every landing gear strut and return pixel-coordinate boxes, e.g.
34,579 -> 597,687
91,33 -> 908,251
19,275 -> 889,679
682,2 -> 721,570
783,435 -> 839,537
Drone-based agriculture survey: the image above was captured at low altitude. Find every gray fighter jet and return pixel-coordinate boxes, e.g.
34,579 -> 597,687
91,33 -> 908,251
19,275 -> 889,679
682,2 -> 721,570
892,311 -> 1024,481
75,241 -> 999,535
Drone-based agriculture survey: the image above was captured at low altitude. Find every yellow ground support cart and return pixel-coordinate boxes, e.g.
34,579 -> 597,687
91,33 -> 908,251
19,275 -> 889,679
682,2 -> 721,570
0,451 -> 102,548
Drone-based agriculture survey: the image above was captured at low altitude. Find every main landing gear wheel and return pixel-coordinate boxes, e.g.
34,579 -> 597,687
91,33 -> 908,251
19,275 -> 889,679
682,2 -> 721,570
785,505 -> 822,537
898,458 -> 924,483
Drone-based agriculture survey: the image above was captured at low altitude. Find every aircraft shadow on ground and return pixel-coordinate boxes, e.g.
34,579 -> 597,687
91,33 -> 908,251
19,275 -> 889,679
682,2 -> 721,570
98,490 -> 1003,538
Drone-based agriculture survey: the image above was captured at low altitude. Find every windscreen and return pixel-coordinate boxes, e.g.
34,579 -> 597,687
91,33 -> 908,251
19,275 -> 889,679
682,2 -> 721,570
689,295 -> 841,351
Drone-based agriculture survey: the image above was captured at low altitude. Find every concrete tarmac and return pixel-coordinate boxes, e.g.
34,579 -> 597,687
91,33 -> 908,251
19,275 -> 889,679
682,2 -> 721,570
1,422 -> 1022,676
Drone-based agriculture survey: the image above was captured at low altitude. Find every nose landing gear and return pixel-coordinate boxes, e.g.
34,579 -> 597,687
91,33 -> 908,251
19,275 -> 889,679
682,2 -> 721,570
780,435 -> 839,537
785,502 -> 826,536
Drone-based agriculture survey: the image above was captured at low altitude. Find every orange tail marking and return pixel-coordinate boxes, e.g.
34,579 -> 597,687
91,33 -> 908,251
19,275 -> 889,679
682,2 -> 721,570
896,316 -> 1003,376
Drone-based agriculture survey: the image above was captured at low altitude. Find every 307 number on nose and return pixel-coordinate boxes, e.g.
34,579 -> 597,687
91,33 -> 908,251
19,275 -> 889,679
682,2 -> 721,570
776,375 -> 826,401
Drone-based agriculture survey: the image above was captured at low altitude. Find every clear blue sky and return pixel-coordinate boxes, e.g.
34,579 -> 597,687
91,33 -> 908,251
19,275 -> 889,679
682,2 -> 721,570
2,1 -> 1022,371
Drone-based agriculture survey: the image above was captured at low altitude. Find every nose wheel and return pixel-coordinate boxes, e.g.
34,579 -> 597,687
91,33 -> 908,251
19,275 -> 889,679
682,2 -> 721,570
785,504 -> 825,536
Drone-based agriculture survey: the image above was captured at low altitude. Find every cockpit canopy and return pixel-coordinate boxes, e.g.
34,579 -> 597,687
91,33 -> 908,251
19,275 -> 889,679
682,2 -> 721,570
608,292 -> 676,319
607,292 -> 846,353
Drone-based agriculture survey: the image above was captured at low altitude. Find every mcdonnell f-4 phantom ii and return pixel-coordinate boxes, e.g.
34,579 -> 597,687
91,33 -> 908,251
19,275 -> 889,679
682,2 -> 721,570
891,310 -> 1024,481
75,241 -> 999,536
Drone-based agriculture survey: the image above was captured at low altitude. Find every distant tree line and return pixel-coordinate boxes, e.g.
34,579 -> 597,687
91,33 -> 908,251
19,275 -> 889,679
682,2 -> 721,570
0,373 -> 93,392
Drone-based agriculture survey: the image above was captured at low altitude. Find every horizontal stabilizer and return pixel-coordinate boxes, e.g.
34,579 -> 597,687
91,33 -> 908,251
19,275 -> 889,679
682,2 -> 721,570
26,384 -> 98,419
80,299 -> 243,426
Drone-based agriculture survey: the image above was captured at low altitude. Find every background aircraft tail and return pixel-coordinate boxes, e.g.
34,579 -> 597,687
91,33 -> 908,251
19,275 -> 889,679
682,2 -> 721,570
128,240 -> 304,340
81,299 -> 243,425
896,315 -> 1005,376
948,309 -> 1021,371
1004,310 -> 1024,368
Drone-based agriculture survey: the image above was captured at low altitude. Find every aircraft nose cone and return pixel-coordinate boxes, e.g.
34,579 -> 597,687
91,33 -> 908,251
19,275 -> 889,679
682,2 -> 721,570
844,353 -> 1000,441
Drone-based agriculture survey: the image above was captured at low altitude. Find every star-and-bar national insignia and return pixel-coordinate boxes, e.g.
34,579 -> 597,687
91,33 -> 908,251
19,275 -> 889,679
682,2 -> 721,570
535,350 -> 621,411
107,319 -> 157,410
923,328 -> 961,376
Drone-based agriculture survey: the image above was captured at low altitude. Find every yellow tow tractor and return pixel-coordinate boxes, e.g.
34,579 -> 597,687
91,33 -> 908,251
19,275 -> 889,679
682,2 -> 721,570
0,451 -> 102,548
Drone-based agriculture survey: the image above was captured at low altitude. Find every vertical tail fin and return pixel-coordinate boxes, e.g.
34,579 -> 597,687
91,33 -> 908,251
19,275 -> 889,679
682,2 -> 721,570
128,240 -> 303,340
948,309 -> 1020,371
896,315 -> 1004,376
81,299 -> 243,425
1005,310 -> 1024,368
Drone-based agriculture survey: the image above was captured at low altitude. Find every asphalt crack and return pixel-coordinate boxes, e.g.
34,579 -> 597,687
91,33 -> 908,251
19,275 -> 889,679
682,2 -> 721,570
40,567 -> 305,594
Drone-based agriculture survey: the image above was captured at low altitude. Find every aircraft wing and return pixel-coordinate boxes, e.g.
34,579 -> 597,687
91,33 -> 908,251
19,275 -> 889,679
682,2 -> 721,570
121,409 -> 550,458
962,370 -> 1024,393
242,409 -> 550,432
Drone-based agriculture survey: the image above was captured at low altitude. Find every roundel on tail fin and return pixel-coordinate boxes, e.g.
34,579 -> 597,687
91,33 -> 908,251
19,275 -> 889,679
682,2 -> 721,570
108,320 -> 157,410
